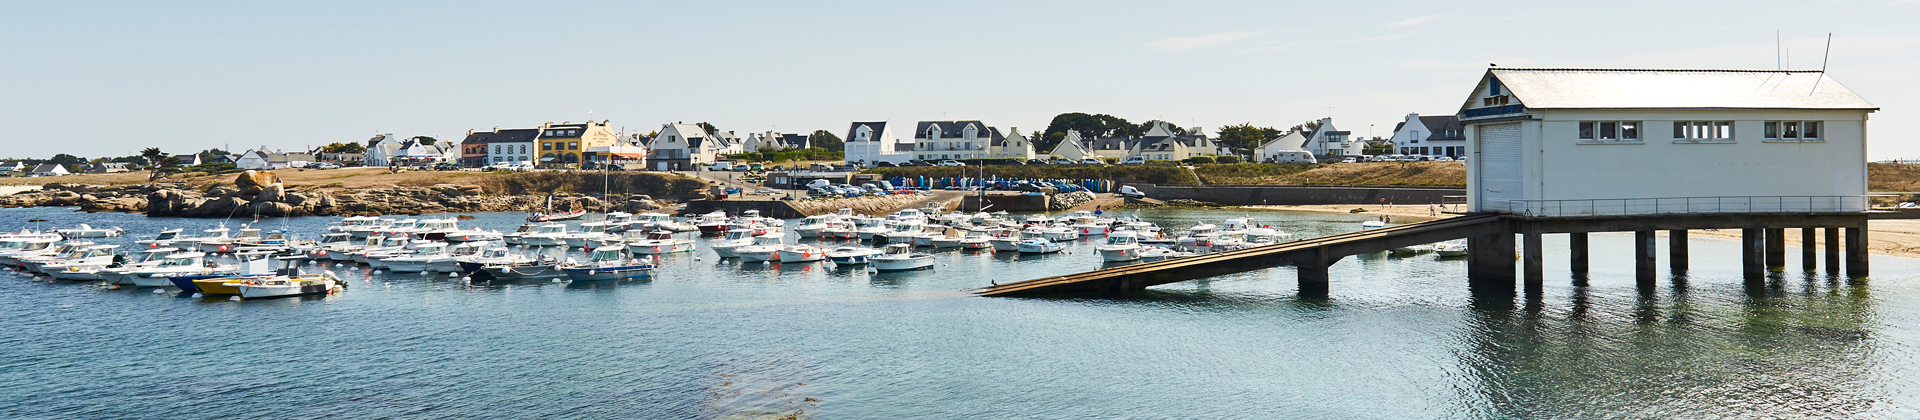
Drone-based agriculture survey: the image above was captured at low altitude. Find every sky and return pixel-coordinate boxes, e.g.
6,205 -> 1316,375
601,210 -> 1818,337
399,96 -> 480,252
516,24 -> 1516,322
3,0 -> 1917,159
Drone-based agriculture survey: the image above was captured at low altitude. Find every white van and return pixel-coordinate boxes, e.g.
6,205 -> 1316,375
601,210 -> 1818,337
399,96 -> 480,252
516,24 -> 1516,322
804,179 -> 833,190
709,161 -> 733,171
1118,185 -> 1146,199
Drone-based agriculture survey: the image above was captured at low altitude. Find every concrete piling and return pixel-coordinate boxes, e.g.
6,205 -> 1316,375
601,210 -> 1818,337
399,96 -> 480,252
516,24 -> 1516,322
1846,225 -> 1869,277
1634,230 -> 1656,286
1569,232 -> 1589,275
1825,227 -> 1842,274
1669,230 -> 1688,272
1523,230 -> 1543,293
1765,227 -> 1786,270
1742,228 -> 1764,281
1802,227 -> 1817,272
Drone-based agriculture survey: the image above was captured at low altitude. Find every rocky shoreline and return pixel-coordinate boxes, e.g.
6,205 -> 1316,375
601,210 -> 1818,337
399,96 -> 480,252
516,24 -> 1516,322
0,182 -> 671,218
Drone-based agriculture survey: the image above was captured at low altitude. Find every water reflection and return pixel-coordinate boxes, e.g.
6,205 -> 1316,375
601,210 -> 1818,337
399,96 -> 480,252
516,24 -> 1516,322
1462,273 -> 1883,418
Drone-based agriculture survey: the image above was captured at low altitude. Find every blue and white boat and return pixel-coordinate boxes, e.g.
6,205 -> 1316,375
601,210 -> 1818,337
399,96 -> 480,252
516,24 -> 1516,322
560,244 -> 653,281
825,246 -> 883,265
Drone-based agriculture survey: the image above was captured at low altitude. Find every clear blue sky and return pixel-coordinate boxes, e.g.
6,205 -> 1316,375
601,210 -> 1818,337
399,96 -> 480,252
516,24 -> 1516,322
4,1 -> 1915,159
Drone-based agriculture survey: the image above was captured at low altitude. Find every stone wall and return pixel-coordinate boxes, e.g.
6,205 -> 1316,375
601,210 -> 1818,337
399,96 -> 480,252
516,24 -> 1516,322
1127,184 -> 1463,206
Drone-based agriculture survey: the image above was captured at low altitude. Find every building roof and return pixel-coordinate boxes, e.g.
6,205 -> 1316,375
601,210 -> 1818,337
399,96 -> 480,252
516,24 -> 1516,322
914,121 -> 988,139
460,131 -> 497,145
1485,68 -> 1877,110
1392,115 -> 1465,140
32,163 -> 66,173
494,128 -> 539,143
846,122 -> 888,142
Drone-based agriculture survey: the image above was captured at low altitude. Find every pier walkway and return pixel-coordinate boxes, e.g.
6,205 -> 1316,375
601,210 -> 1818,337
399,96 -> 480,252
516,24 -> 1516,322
976,213 -> 1506,297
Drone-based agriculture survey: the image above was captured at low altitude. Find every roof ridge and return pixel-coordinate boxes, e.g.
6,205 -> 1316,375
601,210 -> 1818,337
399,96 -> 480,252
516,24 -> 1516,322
1493,68 -> 1825,74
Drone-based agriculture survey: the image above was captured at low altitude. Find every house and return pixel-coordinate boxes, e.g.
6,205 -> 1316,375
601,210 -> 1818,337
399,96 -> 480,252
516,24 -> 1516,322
485,128 -> 538,166
1300,118 -> 1362,159
0,162 -> 26,173
1127,122 -> 1218,162
986,127 -> 1035,160
363,134 -> 403,167
1255,130 -> 1315,163
1457,67 -> 1876,214
317,153 -> 359,163
1389,113 -> 1466,157
267,151 -> 314,169
458,129 -> 496,167
741,132 -> 813,151
84,162 -> 130,173
844,121 -> 911,165
649,122 -> 724,171
236,149 -> 271,170
779,133 -> 810,150
31,163 -> 70,176
175,154 -> 203,167
537,120 -> 617,166
1046,130 -> 1136,161
586,136 -> 648,170
913,120 -> 994,160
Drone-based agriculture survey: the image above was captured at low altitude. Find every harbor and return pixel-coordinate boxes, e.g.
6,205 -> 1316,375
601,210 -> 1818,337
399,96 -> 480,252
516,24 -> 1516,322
4,205 -> 1918,418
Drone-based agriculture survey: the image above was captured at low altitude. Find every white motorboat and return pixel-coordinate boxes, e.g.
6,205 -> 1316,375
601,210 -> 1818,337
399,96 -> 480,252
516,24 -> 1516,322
463,247 -> 564,280
94,247 -> 181,284
988,228 -> 1022,252
1245,227 -> 1294,246
383,242 -> 451,273
56,224 -> 124,238
32,244 -> 117,276
927,226 -> 963,248
1016,238 -> 1064,254
1137,247 -> 1195,262
775,244 -> 827,263
1096,232 -> 1145,262
562,222 -> 617,248
1362,220 -> 1387,230
792,215 -> 837,238
520,224 -> 569,247
1041,226 -> 1079,241
559,244 -> 653,281
1435,240 -> 1469,257
736,232 -> 788,263
128,252 -> 244,287
821,220 -> 860,240
871,244 -> 933,271
0,231 -> 63,267
501,223 -> 538,245
824,246 -> 883,265
135,228 -> 185,249
959,233 -> 994,250
18,241 -> 96,273
626,230 -> 696,254
709,230 -> 760,258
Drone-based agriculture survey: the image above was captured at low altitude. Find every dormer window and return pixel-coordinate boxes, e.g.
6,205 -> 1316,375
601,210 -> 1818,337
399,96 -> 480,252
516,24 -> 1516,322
1487,78 -> 1503,96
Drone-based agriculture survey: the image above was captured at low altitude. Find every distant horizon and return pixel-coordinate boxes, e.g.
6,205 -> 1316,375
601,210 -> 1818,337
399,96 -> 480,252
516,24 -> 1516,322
3,1 -> 1915,159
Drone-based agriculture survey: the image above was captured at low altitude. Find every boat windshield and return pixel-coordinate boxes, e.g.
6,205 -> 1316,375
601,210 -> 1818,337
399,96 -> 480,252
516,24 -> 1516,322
414,246 -> 444,255
154,231 -> 178,240
580,224 -> 605,233
591,249 -> 622,261
200,229 -> 228,238
537,226 -> 565,234
1107,236 -> 1135,245
160,256 -> 199,267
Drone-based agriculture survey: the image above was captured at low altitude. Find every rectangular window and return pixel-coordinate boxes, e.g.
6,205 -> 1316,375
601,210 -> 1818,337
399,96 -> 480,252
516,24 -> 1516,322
1620,122 -> 1638,140
1783,121 -> 1800,138
1579,121 -> 1645,143
1599,122 -> 1618,140
1763,122 -> 1779,139
1672,121 -> 1733,141
1580,122 -> 1595,140
568,142 -> 577,149
542,143 -> 551,151
520,145 -> 527,153
1803,121 -> 1821,139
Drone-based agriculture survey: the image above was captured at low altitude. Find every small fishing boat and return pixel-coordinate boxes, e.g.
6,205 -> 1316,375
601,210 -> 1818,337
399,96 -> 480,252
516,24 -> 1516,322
708,229 -> 759,258
959,233 -> 994,250
1434,240 -> 1468,258
824,246 -> 882,265
871,244 -> 933,271
559,244 -> 653,281
467,249 -> 563,280
736,232 -> 788,263
1137,247 -> 1196,262
988,228 -> 1022,252
776,244 -> 827,263
232,266 -> 342,299
136,228 -> 185,249
95,247 -> 183,284
1016,238 -> 1064,254
695,211 -> 731,235
1361,220 -> 1387,230
562,222 -> 618,248
182,253 -> 275,294
626,230 -> 696,255
792,215 -> 837,238
382,242 -> 451,273
528,209 -> 587,222
501,223 -> 538,245
1096,232 -> 1145,262
32,244 -> 118,276
821,220 -> 860,240
520,224 -> 569,247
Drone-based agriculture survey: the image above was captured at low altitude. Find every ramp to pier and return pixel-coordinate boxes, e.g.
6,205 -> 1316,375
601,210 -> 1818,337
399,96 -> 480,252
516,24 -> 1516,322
975,213 -> 1506,297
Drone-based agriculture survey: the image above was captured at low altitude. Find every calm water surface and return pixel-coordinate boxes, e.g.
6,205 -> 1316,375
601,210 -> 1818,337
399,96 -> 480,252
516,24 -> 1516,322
2,206 -> 1919,419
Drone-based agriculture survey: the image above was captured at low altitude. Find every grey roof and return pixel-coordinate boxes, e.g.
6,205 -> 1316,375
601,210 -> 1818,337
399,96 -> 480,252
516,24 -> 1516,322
460,131 -> 497,145
987,127 -> 1007,146
1086,137 -> 1135,151
540,123 -> 590,139
846,122 -> 888,141
914,120 -> 988,139
1485,68 -> 1877,110
32,163 -> 65,173
493,128 -> 539,143
779,133 -> 809,149
1393,115 -> 1465,140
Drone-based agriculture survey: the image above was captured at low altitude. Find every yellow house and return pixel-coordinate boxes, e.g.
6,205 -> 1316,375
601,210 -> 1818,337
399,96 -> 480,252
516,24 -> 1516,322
537,120 -> 617,165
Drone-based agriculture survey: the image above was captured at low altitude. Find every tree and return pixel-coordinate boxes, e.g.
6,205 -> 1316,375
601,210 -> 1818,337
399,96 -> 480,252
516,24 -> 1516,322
1215,124 -> 1281,158
140,147 -> 167,167
809,130 -> 844,152
1288,120 -> 1321,135
1136,120 -> 1190,136
1039,113 -> 1139,153
321,142 -> 365,154
197,148 -> 229,160
48,153 -> 85,174
1363,142 -> 1395,155
149,156 -> 182,182
697,122 -> 720,135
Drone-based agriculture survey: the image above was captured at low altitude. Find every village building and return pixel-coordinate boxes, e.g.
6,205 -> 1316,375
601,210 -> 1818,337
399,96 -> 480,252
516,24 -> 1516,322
1255,130 -> 1316,163
536,120 -> 617,166
648,122 -> 725,171
31,163 -> 71,176
986,127 -> 1035,160
1046,130 -> 1135,161
0,162 -> 28,173
1389,113 -> 1466,158
844,121 -> 911,165
84,162 -> 131,173
1458,68 -> 1876,214
236,149 -> 272,170
1299,118 -> 1362,159
363,134 -> 403,167
1126,122 -> 1218,162
913,121 -> 996,160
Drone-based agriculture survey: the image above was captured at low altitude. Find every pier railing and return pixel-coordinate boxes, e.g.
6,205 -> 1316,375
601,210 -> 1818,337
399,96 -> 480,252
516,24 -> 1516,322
1500,196 -> 1868,217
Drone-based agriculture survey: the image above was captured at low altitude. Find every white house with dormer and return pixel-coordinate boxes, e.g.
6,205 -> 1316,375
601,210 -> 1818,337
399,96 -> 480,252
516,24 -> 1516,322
649,122 -> 724,171
1256,130 -> 1315,163
845,121 -> 910,165
1389,113 -> 1467,158
987,127 -> 1035,160
914,120 -> 993,160
1300,118 -> 1362,158
1458,68 -> 1877,215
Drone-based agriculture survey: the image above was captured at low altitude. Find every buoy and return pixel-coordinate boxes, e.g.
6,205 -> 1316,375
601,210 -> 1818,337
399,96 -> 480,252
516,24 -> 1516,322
228,296 -> 241,301
462,276 -> 471,281
552,278 -> 562,283
448,272 -> 458,277
192,293 -> 203,298
152,289 -> 165,294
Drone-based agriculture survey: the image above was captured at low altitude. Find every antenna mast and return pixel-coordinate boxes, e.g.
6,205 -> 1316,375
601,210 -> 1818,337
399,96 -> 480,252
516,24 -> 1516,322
1811,33 -> 1834,96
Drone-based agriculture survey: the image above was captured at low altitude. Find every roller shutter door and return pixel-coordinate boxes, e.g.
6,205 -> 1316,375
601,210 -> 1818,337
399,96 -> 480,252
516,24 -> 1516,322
1478,123 -> 1523,212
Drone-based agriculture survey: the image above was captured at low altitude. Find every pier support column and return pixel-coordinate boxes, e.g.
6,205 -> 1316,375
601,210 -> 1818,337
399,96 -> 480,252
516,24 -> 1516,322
1634,230 -> 1656,287
1669,230 -> 1688,273
1765,228 -> 1786,271
1741,228 -> 1764,281
1523,230 -> 1543,293
1294,249 -> 1330,298
1825,227 -> 1842,274
1468,230 -> 1516,297
1568,232 -> 1589,276
1846,225 -> 1869,278
1802,227 -> 1817,272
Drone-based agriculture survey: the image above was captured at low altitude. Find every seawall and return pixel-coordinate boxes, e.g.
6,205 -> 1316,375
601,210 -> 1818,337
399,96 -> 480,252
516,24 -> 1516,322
1129,184 -> 1463,206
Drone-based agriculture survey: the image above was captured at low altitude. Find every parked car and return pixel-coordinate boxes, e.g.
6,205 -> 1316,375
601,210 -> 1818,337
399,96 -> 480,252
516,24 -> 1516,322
731,164 -> 751,172
1121,157 -> 1146,165
871,161 -> 897,168
1027,159 -> 1051,165
1340,157 -> 1358,163
1119,185 -> 1147,199
709,162 -> 734,171
1053,158 -> 1077,164
936,160 -> 964,167
310,162 -> 340,170
1080,158 -> 1105,165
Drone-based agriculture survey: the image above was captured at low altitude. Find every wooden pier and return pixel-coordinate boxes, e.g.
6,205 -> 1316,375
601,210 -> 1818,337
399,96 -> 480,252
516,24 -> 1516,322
977,211 -> 1890,298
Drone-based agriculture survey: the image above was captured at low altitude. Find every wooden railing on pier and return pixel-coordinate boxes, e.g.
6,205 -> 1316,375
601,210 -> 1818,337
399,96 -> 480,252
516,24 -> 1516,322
975,213 -> 1508,297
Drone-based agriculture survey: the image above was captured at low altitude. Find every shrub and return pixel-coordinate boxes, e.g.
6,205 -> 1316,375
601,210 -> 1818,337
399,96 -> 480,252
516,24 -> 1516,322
1215,155 -> 1242,164
1184,156 -> 1215,164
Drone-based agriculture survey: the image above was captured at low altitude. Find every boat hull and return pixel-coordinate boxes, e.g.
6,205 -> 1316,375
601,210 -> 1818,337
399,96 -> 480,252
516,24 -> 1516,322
1099,247 -> 1141,262
629,242 -> 695,255
561,266 -> 652,281
872,257 -> 933,271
